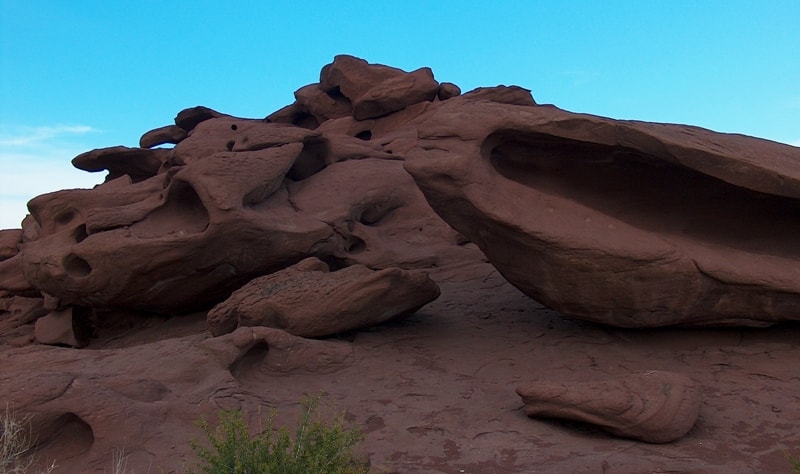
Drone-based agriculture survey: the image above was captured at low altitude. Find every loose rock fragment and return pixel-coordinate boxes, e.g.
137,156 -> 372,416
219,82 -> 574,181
516,371 -> 702,443
207,257 -> 440,337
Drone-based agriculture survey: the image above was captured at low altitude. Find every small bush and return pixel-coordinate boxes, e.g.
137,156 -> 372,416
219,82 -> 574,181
190,395 -> 368,474
788,452 -> 800,474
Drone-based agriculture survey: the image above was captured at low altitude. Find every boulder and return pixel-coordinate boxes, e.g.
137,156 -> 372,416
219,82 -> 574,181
71,146 -> 168,182
404,96 -> 800,327
320,54 -> 440,120
34,307 -> 87,348
293,83 -> 353,122
437,82 -> 461,100
139,125 -> 188,148
0,254 -> 33,294
461,85 -> 536,105
516,371 -> 702,443
174,105 -> 226,131
0,229 -> 22,260
207,257 -> 440,337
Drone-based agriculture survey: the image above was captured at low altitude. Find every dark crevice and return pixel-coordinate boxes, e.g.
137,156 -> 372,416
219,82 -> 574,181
230,341 -> 269,381
346,236 -> 366,254
317,255 -> 351,271
325,86 -> 347,101
73,225 -> 88,243
55,210 -> 76,226
288,137 -> 329,180
487,130 -> 800,257
356,199 -> 400,226
293,113 -> 320,130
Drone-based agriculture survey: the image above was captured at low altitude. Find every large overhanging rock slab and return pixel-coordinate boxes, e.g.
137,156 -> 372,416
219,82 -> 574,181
404,98 -> 800,327
207,257 -> 440,337
516,371 -> 703,444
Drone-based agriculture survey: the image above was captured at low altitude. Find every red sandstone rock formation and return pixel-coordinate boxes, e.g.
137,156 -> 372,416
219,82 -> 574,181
1,55 -> 799,472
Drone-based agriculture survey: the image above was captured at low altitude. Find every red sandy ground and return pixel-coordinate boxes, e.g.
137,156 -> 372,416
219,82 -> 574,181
9,254 -> 797,473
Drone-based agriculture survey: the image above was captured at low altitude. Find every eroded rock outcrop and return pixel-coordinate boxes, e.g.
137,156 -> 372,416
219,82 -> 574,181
1,54 -> 799,472
516,371 -> 703,443
403,98 -> 800,327
2,53 -> 799,347
3,57 -> 475,330
207,257 -> 440,337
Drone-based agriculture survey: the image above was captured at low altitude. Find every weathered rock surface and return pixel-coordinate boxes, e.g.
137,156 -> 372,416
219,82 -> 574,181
2,55 -> 800,473
0,323 -> 352,470
11,108 -> 468,319
516,370 -> 703,443
404,98 -> 800,327
0,229 -> 22,259
207,257 -> 441,337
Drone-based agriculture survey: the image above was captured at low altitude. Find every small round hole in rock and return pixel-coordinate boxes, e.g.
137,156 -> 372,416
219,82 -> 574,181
56,210 -> 76,226
355,130 -> 372,141
230,124 -> 238,131
63,254 -> 92,277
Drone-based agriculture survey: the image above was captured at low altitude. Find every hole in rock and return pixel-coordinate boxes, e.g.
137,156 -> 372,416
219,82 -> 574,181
63,255 -> 92,277
355,130 -> 372,141
225,140 -> 235,151
293,113 -> 320,130
229,341 -> 269,382
318,255 -> 350,271
288,137 -> 328,180
33,412 -> 94,463
230,124 -> 238,131
55,210 -> 76,226
346,236 -> 366,254
326,86 -> 347,101
488,131 -> 800,257
72,305 -> 96,342
73,224 -> 88,243
357,200 -> 398,226
130,181 -> 210,238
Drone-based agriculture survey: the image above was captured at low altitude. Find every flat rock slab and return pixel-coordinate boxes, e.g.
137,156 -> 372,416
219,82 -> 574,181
207,257 -> 441,337
516,370 -> 702,443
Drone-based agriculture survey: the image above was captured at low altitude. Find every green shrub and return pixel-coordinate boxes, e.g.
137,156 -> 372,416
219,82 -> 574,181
190,396 -> 368,474
788,452 -> 800,474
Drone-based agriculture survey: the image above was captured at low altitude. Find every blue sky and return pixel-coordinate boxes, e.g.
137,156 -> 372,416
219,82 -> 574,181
1,0 -> 799,229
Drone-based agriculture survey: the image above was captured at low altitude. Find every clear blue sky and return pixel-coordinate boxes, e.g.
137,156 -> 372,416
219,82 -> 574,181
1,0 -> 799,229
